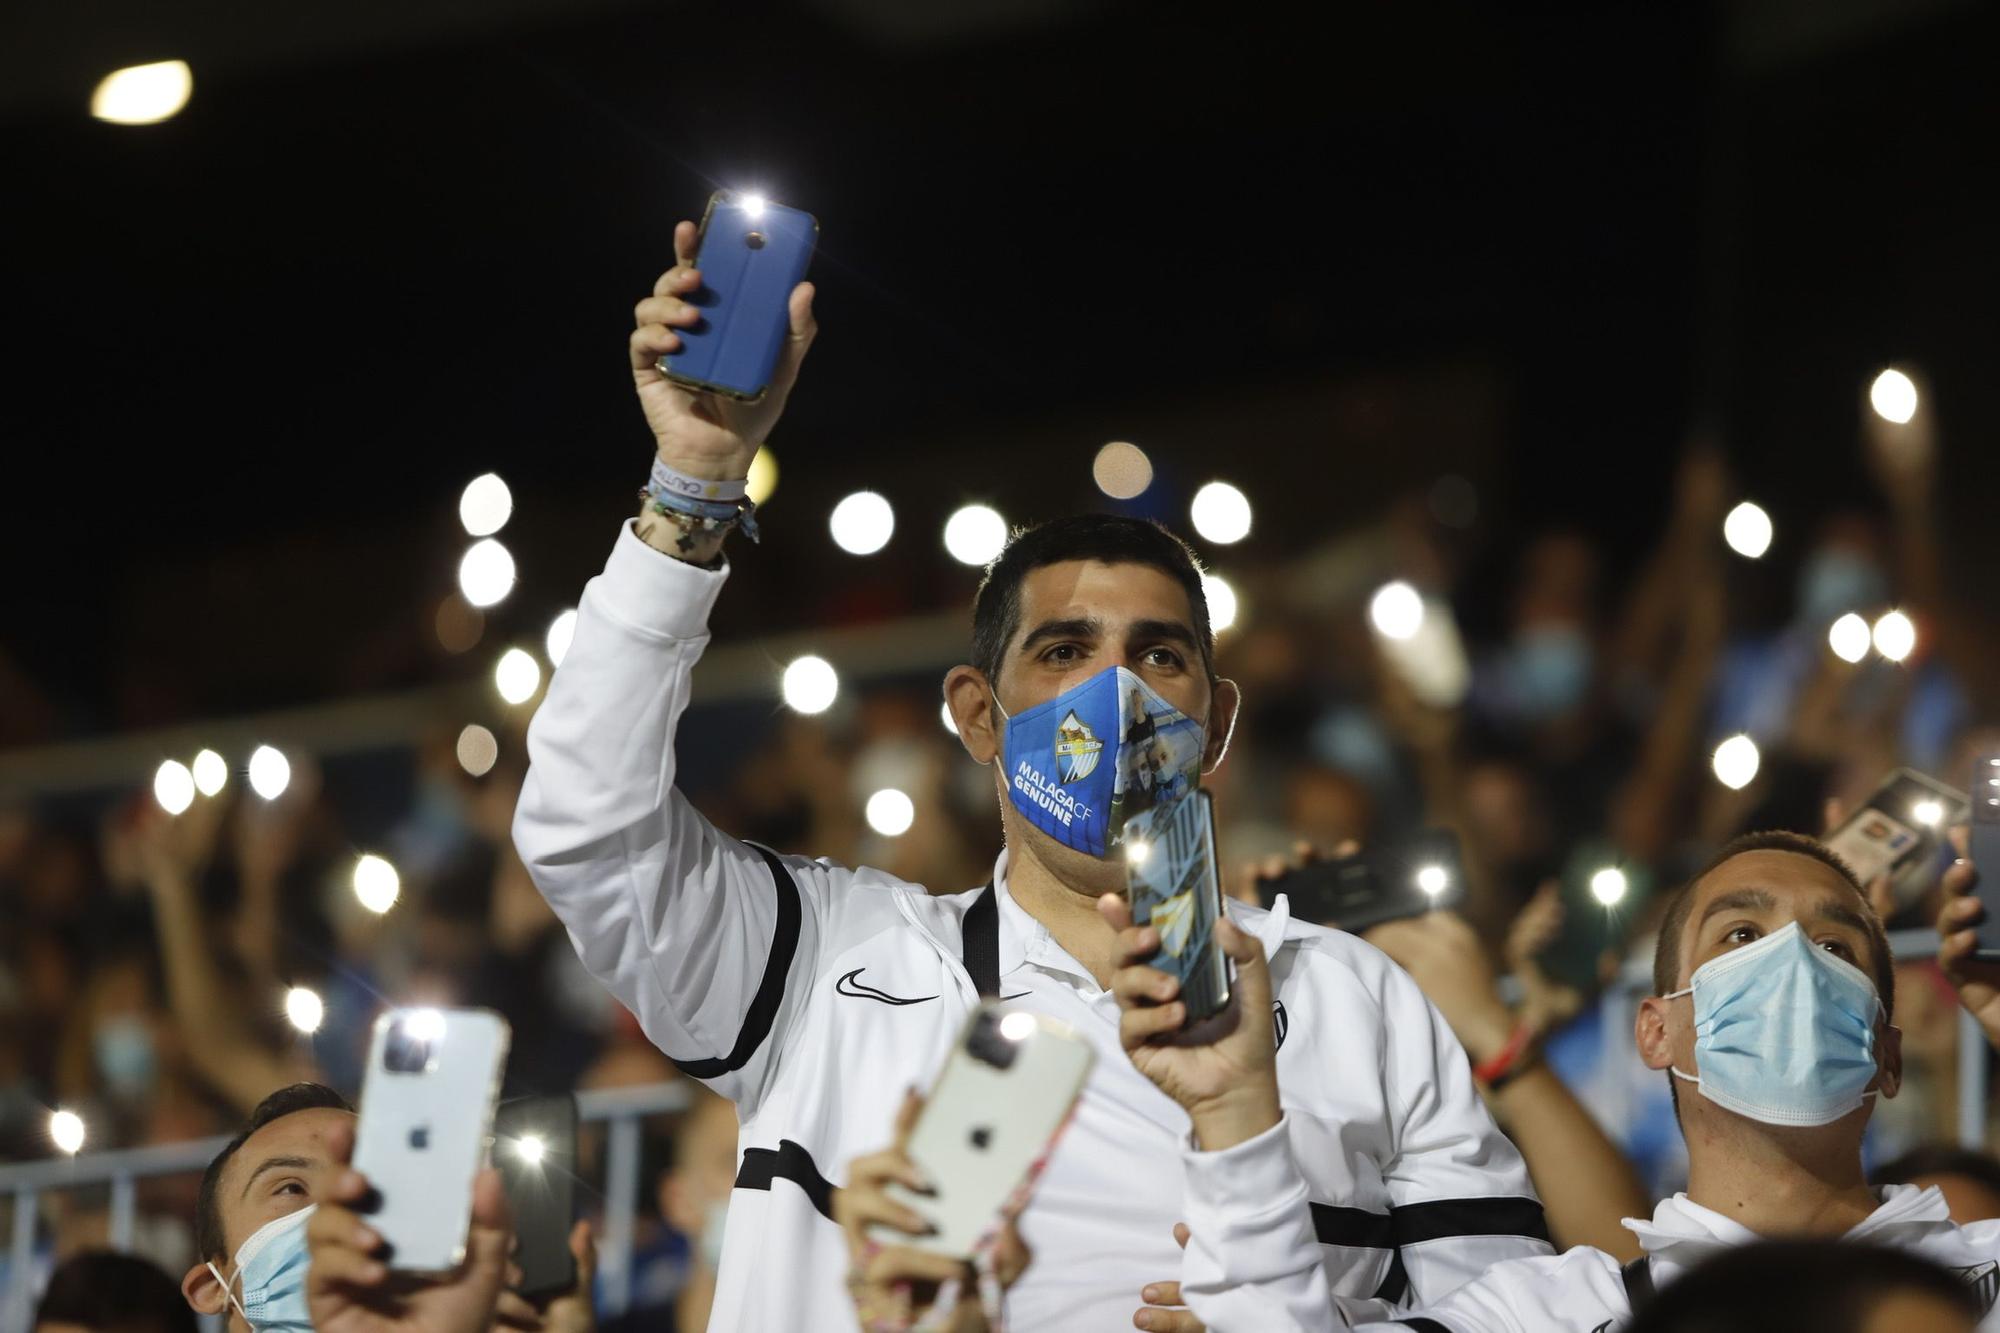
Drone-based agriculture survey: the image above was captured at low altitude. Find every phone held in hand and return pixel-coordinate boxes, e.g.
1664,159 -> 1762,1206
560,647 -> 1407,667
1971,756 -> 2000,961
1259,828 -> 1466,933
1824,767 -> 1970,914
659,190 -> 817,402
495,1094 -> 578,1300
351,1007 -> 511,1273
878,1005 -> 1094,1259
1125,790 -> 1232,1026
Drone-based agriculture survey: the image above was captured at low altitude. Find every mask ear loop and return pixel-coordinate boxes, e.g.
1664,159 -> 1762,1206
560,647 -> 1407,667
1198,677 -> 1240,777
205,1260 -> 255,1330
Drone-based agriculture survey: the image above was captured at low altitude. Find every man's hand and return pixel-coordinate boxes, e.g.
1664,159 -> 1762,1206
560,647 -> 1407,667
630,219 -> 817,480
1098,895 -> 1281,1152
834,1092 -> 1029,1332
1364,911 -> 1516,1064
306,1120 -> 515,1333
1134,1222 -> 1202,1332
1934,831 -> 1998,1045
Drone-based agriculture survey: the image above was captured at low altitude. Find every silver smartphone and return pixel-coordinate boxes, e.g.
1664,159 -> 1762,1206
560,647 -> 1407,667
1125,790 -> 1232,1027
352,1007 -> 511,1272
1825,768 -> 1970,912
877,1004 -> 1093,1258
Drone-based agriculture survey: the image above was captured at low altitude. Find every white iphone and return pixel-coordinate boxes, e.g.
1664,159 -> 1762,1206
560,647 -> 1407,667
879,1004 -> 1094,1258
352,1007 -> 511,1272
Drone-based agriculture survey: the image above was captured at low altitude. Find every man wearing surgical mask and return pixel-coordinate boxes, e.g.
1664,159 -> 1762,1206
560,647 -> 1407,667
179,1082 -> 547,1333
1316,830 -> 2000,1331
514,225 -> 1549,1333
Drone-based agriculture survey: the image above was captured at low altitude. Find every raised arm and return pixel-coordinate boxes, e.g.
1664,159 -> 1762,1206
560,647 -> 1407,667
512,221 -> 822,1108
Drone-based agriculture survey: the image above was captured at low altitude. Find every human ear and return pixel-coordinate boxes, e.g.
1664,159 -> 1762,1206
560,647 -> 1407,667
1201,678 -> 1242,775
944,667 -> 999,765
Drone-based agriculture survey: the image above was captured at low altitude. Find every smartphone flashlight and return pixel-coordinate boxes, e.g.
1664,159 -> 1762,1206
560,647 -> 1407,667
1415,865 -> 1449,897
514,1134 -> 547,1166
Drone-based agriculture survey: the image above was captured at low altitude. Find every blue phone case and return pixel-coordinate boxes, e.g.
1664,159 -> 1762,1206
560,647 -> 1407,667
662,192 -> 817,402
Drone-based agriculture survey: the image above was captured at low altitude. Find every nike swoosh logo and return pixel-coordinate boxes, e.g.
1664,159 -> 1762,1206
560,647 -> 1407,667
834,968 -> 938,1006
1001,991 -> 1031,1001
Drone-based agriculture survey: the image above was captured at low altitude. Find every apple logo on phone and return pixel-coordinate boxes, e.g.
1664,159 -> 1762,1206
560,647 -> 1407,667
969,1126 -> 992,1151
408,1125 -> 431,1151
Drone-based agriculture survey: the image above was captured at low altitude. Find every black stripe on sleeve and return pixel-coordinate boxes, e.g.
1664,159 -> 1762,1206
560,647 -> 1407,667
1372,1249 -> 1411,1305
734,1138 -> 837,1221
1310,1195 -> 1550,1250
665,843 -> 801,1080
1391,1196 -> 1550,1246
1396,1320 -> 1456,1333
961,883 -> 1000,998
1309,1203 -> 1397,1249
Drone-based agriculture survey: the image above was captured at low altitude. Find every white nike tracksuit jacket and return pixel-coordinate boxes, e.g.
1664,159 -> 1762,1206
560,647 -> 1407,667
513,523 -> 1552,1331
1344,1183 -> 2000,1332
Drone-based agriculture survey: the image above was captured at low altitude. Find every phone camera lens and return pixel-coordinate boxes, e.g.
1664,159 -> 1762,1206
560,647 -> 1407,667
744,231 -> 767,251
385,1022 -> 435,1073
966,1010 -> 1019,1071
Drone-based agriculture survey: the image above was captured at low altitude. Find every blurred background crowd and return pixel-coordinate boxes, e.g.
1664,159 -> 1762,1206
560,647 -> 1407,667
4,0 -> 1999,1327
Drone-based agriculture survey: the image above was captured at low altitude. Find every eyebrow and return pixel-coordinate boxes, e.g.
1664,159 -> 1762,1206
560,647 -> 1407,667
240,1155 -> 315,1201
1016,617 -> 1199,655
1018,617 -> 1100,654
1697,887 -> 1778,929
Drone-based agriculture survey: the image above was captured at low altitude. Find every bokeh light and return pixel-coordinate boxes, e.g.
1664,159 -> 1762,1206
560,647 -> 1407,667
455,724 -> 498,777
458,473 -> 513,537
1872,610 -> 1916,663
865,788 -> 915,837
1202,573 -> 1239,633
91,61 -> 192,125
495,648 -> 542,704
944,505 -> 1007,566
1870,369 -> 1918,425
192,749 -> 228,797
458,539 -> 516,609
49,1109 -> 85,1155
1368,582 -> 1425,641
248,745 -> 291,800
1722,501 -> 1773,559
285,986 -> 324,1034
1827,613 -> 1871,664
1590,867 -> 1629,906
782,655 -> 839,715
1712,735 -> 1761,790
153,759 -> 195,815
1093,442 -> 1154,500
746,447 -> 779,506
829,491 -> 895,555
352,855 -> 400,914
1190,482 -> 1252,544
546,609 -> 577,669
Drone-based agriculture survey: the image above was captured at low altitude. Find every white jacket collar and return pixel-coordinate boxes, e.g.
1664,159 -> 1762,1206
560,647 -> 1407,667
1625,1183 -> 1955,1281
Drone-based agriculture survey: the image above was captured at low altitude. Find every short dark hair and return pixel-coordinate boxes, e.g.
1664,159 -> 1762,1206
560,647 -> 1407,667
969,515 -> 1215,685
1651,830 -> 1895,1020
1625,1239 -> 1981,1333
1873,1143 -> 2000,1200
195,1082 -> 353,1262
35,1248 -> 197,1333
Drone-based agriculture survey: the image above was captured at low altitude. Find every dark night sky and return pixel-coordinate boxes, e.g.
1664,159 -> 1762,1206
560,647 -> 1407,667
3,0 -> 1994,736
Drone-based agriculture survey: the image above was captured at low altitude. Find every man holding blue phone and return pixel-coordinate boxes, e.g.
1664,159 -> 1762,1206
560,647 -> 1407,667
514,208 -> 1550,1331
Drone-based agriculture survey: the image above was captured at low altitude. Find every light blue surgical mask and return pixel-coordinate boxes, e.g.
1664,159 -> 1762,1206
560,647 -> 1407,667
1666,922 -> 1885,1127
994,665 -> 1210,858
93,1015 -> 157,1101
1501,624 -> 1593,721
207,1203 -> 316,1331
1797,548 -> 1889,627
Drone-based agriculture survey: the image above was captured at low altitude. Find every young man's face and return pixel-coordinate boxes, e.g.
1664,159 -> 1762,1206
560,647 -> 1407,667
1638,849 -> 1900,1128
182,1107 -> 354,1324
944,560 -> 1239,893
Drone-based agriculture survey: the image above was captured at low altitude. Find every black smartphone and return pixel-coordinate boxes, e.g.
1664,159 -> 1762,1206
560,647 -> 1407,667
1261,828 -> 1465,933
495,1095 -> 578,1300
1973,756 -> 2000,961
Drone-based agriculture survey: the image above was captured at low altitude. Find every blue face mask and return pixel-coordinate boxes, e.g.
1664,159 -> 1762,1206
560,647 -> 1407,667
1797,549 -> 1889,627
93,1016 -> 157,1101
1667,922 -> 1885,1127
996,665 -> 1209,858
1501,625 -> 1593,721
208,1203 -> 316,1332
